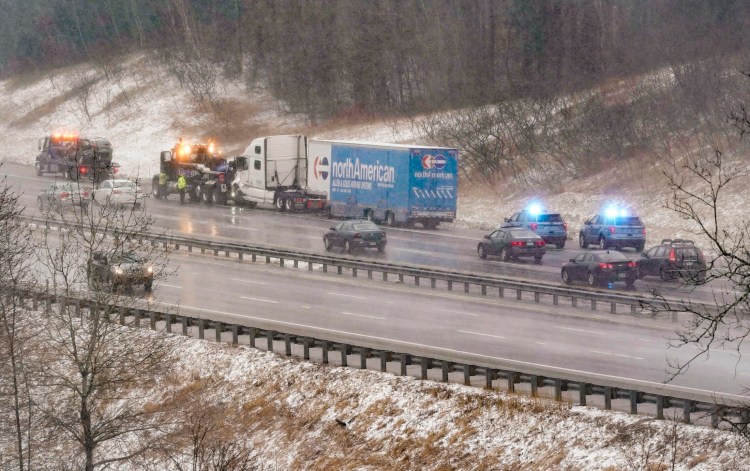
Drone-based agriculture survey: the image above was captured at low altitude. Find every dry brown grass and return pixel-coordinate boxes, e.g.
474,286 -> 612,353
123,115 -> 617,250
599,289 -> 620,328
9,84 -> 89,128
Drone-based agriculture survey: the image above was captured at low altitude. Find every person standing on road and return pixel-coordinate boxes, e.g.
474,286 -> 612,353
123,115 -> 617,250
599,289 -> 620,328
158,172 -> 168,199
177,174 -> 187,204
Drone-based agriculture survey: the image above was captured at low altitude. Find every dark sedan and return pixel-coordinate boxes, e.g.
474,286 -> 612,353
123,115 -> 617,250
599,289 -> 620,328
324,220 -> 386,254
477,228 -> 546,263
87,251 -> 154,292
561,250 -> 638,289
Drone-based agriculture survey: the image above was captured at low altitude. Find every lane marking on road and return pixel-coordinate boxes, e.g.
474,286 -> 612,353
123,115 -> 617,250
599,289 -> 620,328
341,311 -> 385,320
556,326 -> 606,335
327,292 -> 368,300
158,302 -> 745,400
457,330 -> 506,340
240,296 -> 278,304
639,338 -> 650,342
301,306 -> 311,309
589,350 -> 645,360
231,278 -> 266,285
436,308 -> 479,317
306,236 -> 321,240
393,248 -> 433,255
160,284 -> 182,289
536,341 -> 548,345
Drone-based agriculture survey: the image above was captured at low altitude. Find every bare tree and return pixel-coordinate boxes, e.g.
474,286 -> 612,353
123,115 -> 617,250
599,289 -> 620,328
34,180 -> 174,470
0,174 -> 40,471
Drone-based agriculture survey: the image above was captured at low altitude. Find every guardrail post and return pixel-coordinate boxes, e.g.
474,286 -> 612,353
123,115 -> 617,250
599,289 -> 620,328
323,264 -> 328,273
464,365 -> 474,385
360,348 -> 368,369
630,304 -> 636,314
442,361 -> 450,382
481,285 -> 486,295
352,268 -> 357,278
431,278 -> 436,289
421,358 -> 428,379
571,297 -> 577,307
604,387 -> 612,410
340,344 -> 348,366
711,406 -> 721,428
249,328 -> 257,348
629,391 -> 638,414
683,400 -> 692,424
198,319 -> 205,339
239,252 -> 244,261
485,368 -> 494,389
464,282 -> 469,293
415,276 -> 419,286
591,299 -> 596,310
265,255 -> 271,264
530,375 -> 538,396
213,248 -> 219,256
285,334 -> 291,356
308,261 -> 313,271
134,309 -> 141,327
516,289 -> 522,300
215,322 -> 223,342
231,325 -> 238,345
447,281 -> 452,291
611,302 -> 617,314
379,351 -> 388,372
189,246 -> 193,253
554,379 -> 563,401
182,317 -> 188,336
279,257 -> 284,267
252,254 -> 257,262
553,294 -> 558,306
398,274 -> 404,283
175,243 -> 180,250
337,266 -> 343,275
534,292 -> 540,303
266,330 -> 274,351
383,272 -> 387,281
322,341 -> 329,364
150,311 -> 156,330
507,372 -> 517,393
579,383 -> 588,406
368,270 -> 372,279
672,311 -> 678,323
118,306 -> 127,325
165,313 -> 173,333
303,338 -> 310,360
656,396 -> 664,420
400,354 -> 410,376
498,287 -> 504,298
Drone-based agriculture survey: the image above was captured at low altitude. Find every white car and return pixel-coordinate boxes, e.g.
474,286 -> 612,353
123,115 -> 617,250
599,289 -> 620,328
93,179 -> 144,209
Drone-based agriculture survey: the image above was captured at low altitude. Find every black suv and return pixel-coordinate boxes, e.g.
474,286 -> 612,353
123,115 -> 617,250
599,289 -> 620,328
638,239 -> 707,282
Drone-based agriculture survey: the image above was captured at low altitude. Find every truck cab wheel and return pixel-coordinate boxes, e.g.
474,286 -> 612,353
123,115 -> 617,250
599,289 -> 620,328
284,197 -> 294,212
276,197 -> 286,212
151,177 -> 160,198
35,162 -> 43,176
202,187 -> 214,205
386,212 -> 395,227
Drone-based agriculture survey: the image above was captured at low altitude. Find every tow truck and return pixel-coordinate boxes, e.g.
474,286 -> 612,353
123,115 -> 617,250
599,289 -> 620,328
35,131 -> 118,183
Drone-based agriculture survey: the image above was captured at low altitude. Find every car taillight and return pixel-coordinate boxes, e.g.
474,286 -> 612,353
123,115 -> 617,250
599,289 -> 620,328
113,167 -> 119,174
669,249 -> 676,262
608,226 -> 615,234
79,166 -> 87,175
112,190 -> 122,195
218,173 -> 225,183
698,251 -> 705,263
82,191 -> 89,197
598,263 -> 613,269
534,240 -> 545,246
354,233 -> 361,239
60,192 -> 70,198
563,222 -> 568,230
511,241 -> 524,247
530,223 -> 538,231
627,261 -> 637,267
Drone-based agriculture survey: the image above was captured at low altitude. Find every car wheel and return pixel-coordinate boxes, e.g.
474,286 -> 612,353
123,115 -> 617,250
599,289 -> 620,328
152,177 -> 160,198
478,244 -> 487,259
534,255 -> 543,264
36,162 -> 43,176
635,242 -> 645,252
500,247 -> 510,262
202,187 -> 213,205
344,240 -> 353,254
598,237 -> 608,250
697,271 -> 706,283
659,267 -> 671,281
144,280 -> 153,292
561,268 -> 572,284
324,236 -> 332,251
284,197 -> 294,212
556,241 -> 565,249
579,233 -> 588,249
377,242 -> 386,253
587,272 -> 597,286
625,278 -> 636,289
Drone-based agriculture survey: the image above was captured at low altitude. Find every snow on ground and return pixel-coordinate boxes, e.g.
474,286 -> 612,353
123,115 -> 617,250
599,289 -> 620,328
2,57 -> 750,468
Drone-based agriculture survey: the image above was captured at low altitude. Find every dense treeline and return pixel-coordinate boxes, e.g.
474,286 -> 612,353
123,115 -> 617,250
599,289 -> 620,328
1,0 -> 748,118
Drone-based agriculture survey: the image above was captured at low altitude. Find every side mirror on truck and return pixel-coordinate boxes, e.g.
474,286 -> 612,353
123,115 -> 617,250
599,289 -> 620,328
330,226 -> 336,231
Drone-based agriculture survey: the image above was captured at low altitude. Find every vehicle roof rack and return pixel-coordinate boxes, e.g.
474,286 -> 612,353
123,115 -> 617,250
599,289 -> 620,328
661,238 -> 694,245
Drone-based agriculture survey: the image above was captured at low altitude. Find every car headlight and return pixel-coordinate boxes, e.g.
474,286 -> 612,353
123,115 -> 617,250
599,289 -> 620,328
147,266 -> 153,274
114,267 -> 123,275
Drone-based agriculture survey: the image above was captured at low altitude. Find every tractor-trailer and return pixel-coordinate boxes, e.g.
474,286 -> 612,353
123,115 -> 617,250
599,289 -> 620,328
230,135 -> 458,228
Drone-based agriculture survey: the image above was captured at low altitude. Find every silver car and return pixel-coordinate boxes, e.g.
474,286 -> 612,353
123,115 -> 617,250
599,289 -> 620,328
93,179 -> 144,209
37,182 -> 90,211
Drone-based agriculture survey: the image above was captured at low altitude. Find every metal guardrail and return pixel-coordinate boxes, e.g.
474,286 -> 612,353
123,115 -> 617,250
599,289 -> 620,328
15,286 -> 747,429
26,215 -> 708,318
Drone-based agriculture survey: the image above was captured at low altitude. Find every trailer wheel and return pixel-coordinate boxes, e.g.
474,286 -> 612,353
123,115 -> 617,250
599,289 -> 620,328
151,177 -> 161,199
365,210 -> 373,221
276,197 -> 286,212
386,212 -> 396,227
284,197 -> 294,212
